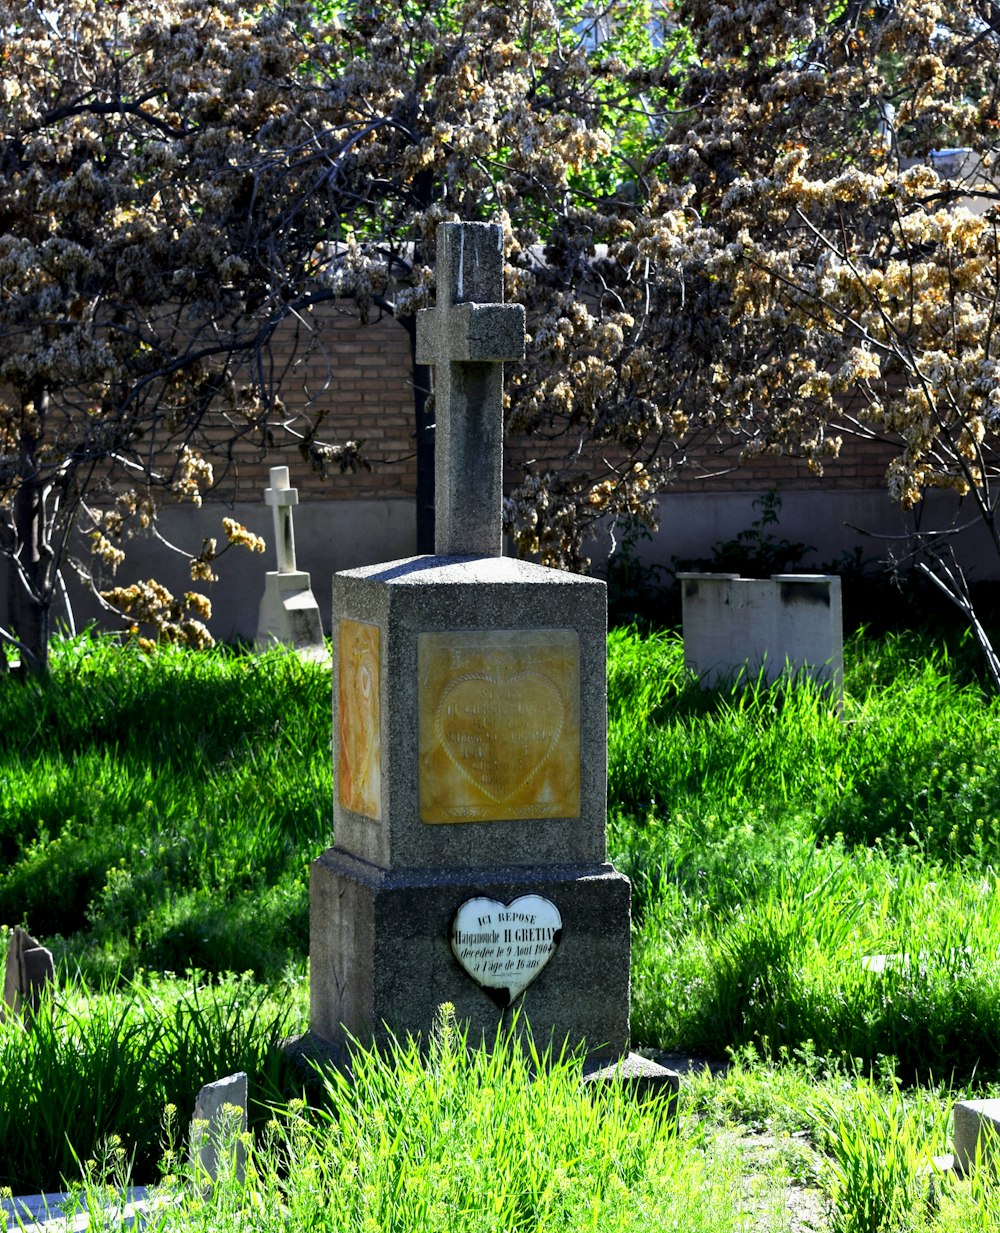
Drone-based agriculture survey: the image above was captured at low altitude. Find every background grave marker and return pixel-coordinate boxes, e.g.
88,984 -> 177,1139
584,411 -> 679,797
255,466 -> 328,661
2,926 -> 54,1024
679,572 -> 844,696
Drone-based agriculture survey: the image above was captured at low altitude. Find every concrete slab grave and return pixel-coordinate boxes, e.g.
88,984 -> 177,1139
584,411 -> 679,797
679,572 -> 844,697
255,466 -> 328,661
310,222 -> 675,1097
3,1187 -> 155,1232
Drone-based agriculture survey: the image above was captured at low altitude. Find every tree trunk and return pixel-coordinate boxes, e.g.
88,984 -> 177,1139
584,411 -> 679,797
8,395 -> 54,674
403,167 -> 437,556
9,488 -> 53,675
404,316 -> 435,555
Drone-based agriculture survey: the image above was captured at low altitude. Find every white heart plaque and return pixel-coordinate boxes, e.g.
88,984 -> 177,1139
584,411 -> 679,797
450,895 -> 562,1008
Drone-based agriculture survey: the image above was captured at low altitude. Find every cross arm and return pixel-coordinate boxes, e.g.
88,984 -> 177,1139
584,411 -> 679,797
265,487 -> 299,508
416,302 -> 526,366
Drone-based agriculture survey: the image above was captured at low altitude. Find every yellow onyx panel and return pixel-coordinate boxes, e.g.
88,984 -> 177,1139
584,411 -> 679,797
418,630 -> 580,823
338,620 -> 382,820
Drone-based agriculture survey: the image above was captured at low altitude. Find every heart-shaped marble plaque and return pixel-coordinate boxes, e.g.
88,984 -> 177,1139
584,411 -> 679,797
451,895 -> 562,1009
435,671 -> 564,804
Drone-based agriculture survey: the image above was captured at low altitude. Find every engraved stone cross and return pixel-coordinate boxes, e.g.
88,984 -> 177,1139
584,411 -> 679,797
416,222 -> 525,556
264,465 -> 299,573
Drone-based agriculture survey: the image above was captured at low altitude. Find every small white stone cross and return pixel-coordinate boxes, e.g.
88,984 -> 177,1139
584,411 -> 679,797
264,466 -> 299,574
416,222 -> 525,556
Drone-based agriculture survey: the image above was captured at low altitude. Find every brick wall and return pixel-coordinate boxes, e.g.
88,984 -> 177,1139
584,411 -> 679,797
213,304 -> 418,503
0,299 -> 900,529
223,302 -> 898,506
663,432 -> 898,493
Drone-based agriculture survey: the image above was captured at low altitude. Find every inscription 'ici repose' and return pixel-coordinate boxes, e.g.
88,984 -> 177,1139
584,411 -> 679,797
450,895 -> 563,1008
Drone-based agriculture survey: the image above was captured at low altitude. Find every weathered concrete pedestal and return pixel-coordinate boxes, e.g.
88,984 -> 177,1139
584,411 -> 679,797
679,572 -> 843,696
312,855 -> 630,1057
256,570 -> 326,658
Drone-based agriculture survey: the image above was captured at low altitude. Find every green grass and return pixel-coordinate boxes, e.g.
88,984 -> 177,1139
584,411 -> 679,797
681,1046 -> 1000,1233
0,633 -> 331,979
0,970 -> 305,1194
606,624 -> 1000,1079
29,1022 -> 1000,1233
5,624 -> 1000,1226
633,846 -> 1000,1074
608,624 -> 1000,867
54,1010 -> 796,1233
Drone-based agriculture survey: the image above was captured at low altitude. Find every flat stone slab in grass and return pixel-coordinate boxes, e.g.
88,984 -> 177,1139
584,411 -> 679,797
861,947 -> 972,975
581,1052 -> 680,1114
954,1097 -> 1000,1174
3,1188 -> 155,1232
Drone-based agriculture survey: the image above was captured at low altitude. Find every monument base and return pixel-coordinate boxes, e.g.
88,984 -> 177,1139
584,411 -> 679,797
280,1031 -> 679,1116
255,571 -> 328,659
310,848 -> 631,1061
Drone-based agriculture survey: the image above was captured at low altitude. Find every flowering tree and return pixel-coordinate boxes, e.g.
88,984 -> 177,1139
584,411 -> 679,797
0,0 -> 736,669
0,0 -> 365,671
652,0 -> 1000,683
24,0 -> 997,677
311,0 -> 731,563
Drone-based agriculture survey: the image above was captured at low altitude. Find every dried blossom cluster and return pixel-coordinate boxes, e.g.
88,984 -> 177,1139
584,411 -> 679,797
0,0 -> 357,665
101,579 -> 214,651
656,0 -> 1000,575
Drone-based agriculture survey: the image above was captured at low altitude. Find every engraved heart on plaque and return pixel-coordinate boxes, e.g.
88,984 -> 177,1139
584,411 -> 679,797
435,672 -> 564,804
450,895 -> 562,1009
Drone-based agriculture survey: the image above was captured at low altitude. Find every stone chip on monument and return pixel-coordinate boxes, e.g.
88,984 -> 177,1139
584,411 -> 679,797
309,221 -> 677,1096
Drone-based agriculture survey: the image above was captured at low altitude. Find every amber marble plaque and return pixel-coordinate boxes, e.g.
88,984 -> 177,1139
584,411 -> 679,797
338,620 -> 382,819
418,629 -> 580,823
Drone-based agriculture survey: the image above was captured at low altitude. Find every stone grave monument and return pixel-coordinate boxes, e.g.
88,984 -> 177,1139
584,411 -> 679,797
954,1098 -> 1000,1174
255,466 -> 328,661
190,1071 -> 247,1188
310,222 -> 654,1070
